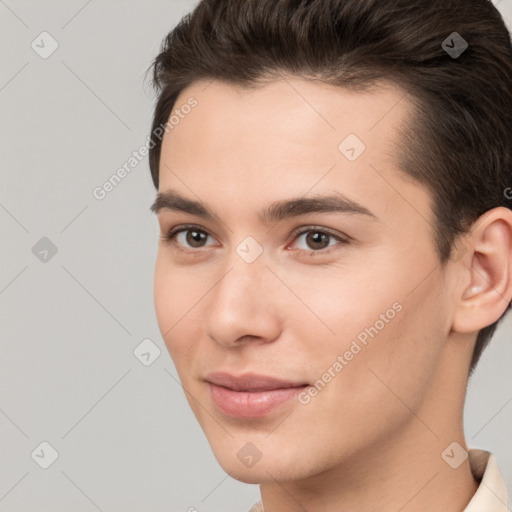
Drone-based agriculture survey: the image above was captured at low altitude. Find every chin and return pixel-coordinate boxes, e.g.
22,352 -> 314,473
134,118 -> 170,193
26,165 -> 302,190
228,467 -> 268,484
209,441 -> 312,484
205,438 -> 262,480
218,460 -> 296,484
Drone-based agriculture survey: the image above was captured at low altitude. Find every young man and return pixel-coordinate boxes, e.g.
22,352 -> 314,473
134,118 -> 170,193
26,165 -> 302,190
147,0 -> 512,510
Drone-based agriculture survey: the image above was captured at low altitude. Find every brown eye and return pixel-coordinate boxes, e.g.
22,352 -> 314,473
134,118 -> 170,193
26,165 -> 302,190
289,226 -> 348,254
184,229 -> 208,248
162,225 -> 217,250
304,231 -> 331,250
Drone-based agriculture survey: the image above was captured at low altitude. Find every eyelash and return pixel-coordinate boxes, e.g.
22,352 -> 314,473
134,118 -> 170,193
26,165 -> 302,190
160,224 -> 349,256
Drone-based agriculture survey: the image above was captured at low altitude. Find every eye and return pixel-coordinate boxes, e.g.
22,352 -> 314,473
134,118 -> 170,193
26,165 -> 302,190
160,224 -> 349,255
161,224 -> 217,250
288,227 -> 348,254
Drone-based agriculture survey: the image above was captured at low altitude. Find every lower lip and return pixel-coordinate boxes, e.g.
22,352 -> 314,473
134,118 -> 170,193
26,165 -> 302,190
208,383 -> 307,418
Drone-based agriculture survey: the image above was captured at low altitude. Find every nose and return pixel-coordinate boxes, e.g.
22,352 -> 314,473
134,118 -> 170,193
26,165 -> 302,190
205,247 -> 282,348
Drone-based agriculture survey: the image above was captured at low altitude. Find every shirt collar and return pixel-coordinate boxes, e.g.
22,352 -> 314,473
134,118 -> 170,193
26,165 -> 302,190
464,449 -> 509,512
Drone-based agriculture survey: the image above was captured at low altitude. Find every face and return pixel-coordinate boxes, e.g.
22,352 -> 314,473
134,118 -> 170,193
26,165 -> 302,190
153,77 -> 455,483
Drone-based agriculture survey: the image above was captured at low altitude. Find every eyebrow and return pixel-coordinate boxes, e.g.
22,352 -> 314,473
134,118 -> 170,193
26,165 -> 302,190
150,189 -> 378,224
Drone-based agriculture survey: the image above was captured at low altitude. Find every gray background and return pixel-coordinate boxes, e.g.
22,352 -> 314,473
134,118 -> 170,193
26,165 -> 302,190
1,1 -> 511,510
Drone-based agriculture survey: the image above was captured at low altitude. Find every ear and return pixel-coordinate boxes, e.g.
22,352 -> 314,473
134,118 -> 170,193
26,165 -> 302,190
452,207 -> 512,334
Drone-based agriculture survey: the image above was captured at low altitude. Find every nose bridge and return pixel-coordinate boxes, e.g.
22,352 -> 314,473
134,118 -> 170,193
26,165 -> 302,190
213,241 -> 269,312
217,233 -> 269,296
206,237 -> 281,345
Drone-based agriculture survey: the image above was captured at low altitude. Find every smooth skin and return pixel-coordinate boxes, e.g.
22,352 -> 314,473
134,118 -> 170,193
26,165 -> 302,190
152,77 -> 512,512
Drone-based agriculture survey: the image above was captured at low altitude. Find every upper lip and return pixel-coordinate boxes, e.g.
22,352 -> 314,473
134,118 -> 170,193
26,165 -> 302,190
204,372 -> 308,391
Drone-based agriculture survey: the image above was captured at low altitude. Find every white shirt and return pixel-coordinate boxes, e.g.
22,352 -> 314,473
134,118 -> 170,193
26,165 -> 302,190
248,449 -> 509,512
465,449 -> 509,511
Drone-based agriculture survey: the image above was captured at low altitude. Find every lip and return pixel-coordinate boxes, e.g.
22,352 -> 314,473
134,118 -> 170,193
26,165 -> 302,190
204,372 -> 309,418
204,372 -> 307,391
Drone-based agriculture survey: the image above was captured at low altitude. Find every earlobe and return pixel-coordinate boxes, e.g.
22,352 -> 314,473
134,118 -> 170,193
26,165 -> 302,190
452,207 -> 512,334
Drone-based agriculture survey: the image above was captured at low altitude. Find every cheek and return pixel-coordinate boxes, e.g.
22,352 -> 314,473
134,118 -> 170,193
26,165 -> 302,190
280,262 -> 402,355
292,255 -> 447,399
286,277 -> 447,464
325,272 -> 447,414
153,255 -> 202,362
153,256 -> 175,333
153,253 -> 203,326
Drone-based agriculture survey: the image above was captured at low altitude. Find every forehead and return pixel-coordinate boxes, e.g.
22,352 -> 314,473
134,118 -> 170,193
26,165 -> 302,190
166,76 -> 410,148
161,77 -> 412,176
158,77 -> 432,228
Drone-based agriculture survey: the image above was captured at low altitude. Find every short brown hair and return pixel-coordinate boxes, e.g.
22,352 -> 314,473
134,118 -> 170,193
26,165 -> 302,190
147,0 -> 512,373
